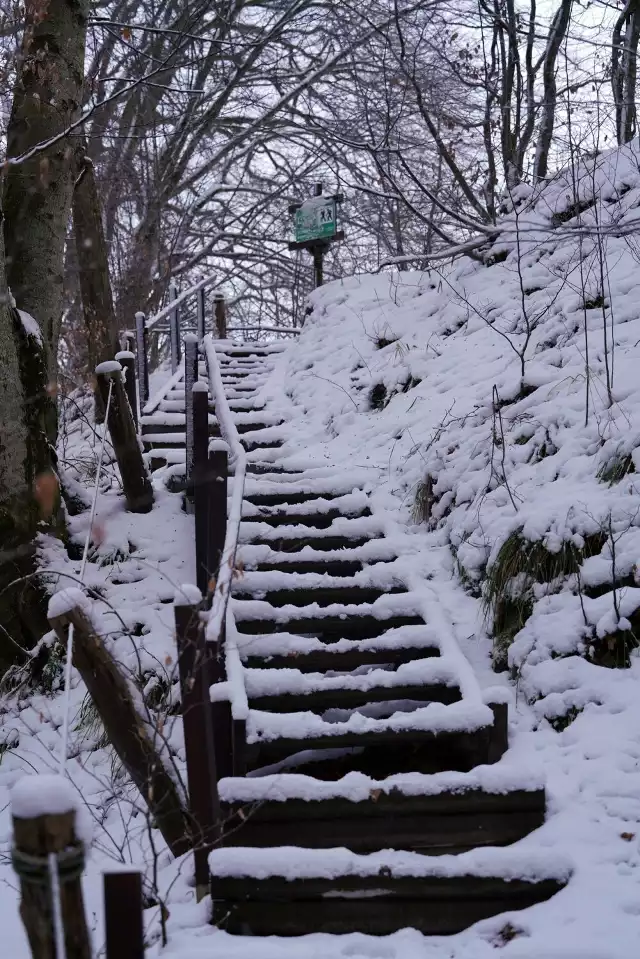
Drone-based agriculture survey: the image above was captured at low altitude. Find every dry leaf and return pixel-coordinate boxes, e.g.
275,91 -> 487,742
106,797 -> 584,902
121,26 -> 131,40
237,808 -> 246,821
369,788 -> 382,803
34,470 -> 59,518
621,832 -> 635,841
164,654 -> 173,665
91,521 -> 106,546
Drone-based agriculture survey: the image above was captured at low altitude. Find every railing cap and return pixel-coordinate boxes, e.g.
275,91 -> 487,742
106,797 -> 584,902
95,360 -> 123,379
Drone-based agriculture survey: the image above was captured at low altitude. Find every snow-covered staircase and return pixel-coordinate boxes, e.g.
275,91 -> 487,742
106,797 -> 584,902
142,341 -> 569,936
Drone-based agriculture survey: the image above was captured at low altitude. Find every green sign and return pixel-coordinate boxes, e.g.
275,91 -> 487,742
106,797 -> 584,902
294,197 -> 337,243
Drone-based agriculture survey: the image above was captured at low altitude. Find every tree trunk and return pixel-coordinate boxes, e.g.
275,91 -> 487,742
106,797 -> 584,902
3,0 -> 88,363
619,0 -> 640,143
73,139 -> 120,375
533,0 -> 572,180
0,202 -> 50,670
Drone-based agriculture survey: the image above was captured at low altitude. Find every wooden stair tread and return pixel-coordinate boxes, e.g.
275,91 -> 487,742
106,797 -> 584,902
240,508 -> 370,530
239,533 -> 381,552
238,658 -> 462,712
232,585 -> 406,608
234,610 -> 425,639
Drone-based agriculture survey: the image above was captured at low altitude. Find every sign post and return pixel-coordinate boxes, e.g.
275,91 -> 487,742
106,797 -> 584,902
288,182 -> 344,289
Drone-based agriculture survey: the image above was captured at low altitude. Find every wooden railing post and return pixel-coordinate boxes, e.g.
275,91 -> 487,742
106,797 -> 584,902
184,334 -> 199,487
11,775 -> 91,959
48,590 -> 189,856
214,293 -> 227,339
174,586 -> 220,897
192,382 -> 210,591
119,331 -> 135,353
169,281 -> 181,373
96,361 -> 154,513
104,872 -> 143,959
207,444 -> 228,584
197,286 -> 206,340
134,311 -> 149,405
115,350 -> 138,430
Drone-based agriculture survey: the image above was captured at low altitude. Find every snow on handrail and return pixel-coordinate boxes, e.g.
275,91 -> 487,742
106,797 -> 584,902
145,274 -> 217,331
202,334 -> 247,647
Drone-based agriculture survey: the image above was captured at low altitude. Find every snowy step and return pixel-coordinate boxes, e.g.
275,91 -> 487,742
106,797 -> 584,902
238,539 -> 397,568
241,700 -> 507,773
232,585 -> 406,609
239,512 -> 381,550
218,773 -> 546,854
239,507 -> 370,530
245,463 -> 305,476
243,489 -> 357,507
233,605 -> 425,641
237,625 -> 441,672
245,558 -> 366,576
237,658 -> 462,713
215,346 -> 286,358
141,419 -> 281,437
209,844 -> 568,936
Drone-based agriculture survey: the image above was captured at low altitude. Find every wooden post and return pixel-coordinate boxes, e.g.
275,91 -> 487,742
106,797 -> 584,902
11,775 -> 91,959
184,334 -> 199,488
134,312 -> 149,406
207,444 -> 228,584
49,591 -> 189,857
115,350 -> 138,430
174,586 -> 220,896
119,331 -> 135,353
169,281 -> 181,373
104,872 -> 143,959
208,624 -> 233,782
214,293 -> 226,339
95,361 -> 154,513
192,383 -> 210,592
196,286 -> 206,340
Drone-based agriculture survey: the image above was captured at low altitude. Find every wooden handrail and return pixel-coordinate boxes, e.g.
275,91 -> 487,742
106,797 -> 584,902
202,334 -> 247,647
146,275 -> 218,331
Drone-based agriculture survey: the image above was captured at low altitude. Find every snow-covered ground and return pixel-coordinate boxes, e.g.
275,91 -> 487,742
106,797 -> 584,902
3,143 -> 640,955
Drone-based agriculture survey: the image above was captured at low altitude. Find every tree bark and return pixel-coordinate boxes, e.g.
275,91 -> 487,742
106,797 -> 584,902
0,202 -> 51,670
533,0 -> 572,180
72,139 -> 120,377
612,0 -> 640,144
3,0 -> 88,362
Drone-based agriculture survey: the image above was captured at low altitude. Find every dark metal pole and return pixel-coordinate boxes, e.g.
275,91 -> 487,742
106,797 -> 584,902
214,294 -> 227,339
184,334 -> 199,487
134,312 -> 149,405
196,286 -> 206,340
313,244 -> 324,288
169,281 -> 181,373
